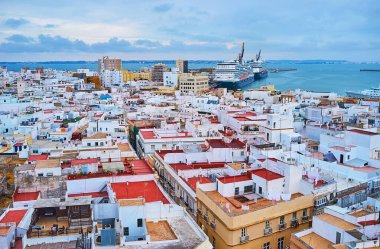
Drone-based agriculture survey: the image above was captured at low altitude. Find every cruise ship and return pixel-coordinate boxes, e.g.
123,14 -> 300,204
247,50 -> 268,80
346,85 -> 380,99
213,43 -> 267,90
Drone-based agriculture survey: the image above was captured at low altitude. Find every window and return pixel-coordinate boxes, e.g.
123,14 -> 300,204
278,237 -> 284,249
302,209 -> 307,217
123,227 -> 129,236
279,216 -> 284,225
151,145 -> 155,150
265,220 -> 270,228
244,185 -> 253,193
241,227 -> 247,237
263,242 -> 270,249
137,218 -> 143,227
273,122 -> 276,128
336,232 -> 341,244
258,187 -> 263,194
292,212 -> 297,220
87,143 -> 91,147
240,151 -> 244,156
234,187 -> 239,195
95,142 -> 99,146
100,142 -> 104,146
37,173 -> 43,177
347,155 -> 350,160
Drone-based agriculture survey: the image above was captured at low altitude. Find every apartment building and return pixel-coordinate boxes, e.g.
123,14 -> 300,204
176,59 -> 189,73
179,73 -> 209,95
196,167 -> 314,249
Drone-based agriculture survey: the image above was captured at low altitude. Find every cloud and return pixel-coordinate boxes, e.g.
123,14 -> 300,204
44,24 -> 58,28
3,18 -> 29,28
0,34 -> 226,54
6,34 -> 33,43
152,3 -> 172,13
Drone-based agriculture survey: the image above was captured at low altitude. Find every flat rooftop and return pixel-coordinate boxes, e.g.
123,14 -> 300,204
317,213 -> 359,231
183,176 -> 213,192
146,220 -> 177,241
126,217 -> 204,249
300,232 -> 332,249
111,180 -> 169,204
0,209 -> 27,226
203,190 -> 303,216
169,162 -> 226,173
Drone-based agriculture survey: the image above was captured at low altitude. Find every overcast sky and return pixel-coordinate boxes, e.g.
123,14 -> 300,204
0,0 -> 379,61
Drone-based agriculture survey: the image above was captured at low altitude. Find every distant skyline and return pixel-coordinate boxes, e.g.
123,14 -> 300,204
1,0 -> 379,61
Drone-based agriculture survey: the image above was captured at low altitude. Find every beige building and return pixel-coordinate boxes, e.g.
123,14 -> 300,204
196,172 -> 314,249
176,59 -> 188,73
98,56 -> 122,74
179,73 -> 209,95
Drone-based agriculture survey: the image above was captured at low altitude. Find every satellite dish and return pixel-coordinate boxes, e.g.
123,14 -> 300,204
349,241 -> 356,247
361,235 -> 367,241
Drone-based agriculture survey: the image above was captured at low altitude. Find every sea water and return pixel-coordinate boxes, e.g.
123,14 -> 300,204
1,60 -> 379,95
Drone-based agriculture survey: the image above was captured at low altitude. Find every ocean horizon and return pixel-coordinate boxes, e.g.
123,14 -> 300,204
2,60 -> 380,95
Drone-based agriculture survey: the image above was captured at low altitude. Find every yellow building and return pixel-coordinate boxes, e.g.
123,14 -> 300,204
179,73 -> 209,95
122,70 -> 152,82
196,185 -> 314,249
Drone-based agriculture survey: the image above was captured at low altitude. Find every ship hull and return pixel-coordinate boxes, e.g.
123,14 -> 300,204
215,75 -> 256,90
254,70 -> 268,80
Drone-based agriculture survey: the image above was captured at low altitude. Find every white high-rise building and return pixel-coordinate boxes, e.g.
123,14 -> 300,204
101,70 -> 122,87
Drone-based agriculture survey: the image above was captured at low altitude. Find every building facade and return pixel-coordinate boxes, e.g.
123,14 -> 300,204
151,63 -> 169,82
179,73 -> 209,95
176,59 -> 189,73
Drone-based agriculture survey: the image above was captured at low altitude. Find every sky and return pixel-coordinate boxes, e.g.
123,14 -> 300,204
0,0 -> 379,61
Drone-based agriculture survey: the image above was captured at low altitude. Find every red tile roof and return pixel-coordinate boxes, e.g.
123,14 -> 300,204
250,168 -> 283,181
14,142 -> 23,147
71,158 -> 98,165
28,154 -> 49,161
68,191 -> 108,198
183,177 -> 213,191
13,190 -> 39,202
218,175 -> 251,184
111,181 -> 169,204
0,209 -> 28,226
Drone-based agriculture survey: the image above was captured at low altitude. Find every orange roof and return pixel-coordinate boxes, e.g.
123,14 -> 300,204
348,129 -> 378,136
218,175 -> 251,184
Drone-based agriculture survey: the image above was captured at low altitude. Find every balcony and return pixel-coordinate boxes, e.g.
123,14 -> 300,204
204,214 -> 209,222
197,209 -> 203,216
290,219 -> 299,228
210,221 -> 216,229
264,227 -> 272,236
301,216 -> 309,223
279,223 -> 287,231
240,235 -> 249,244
